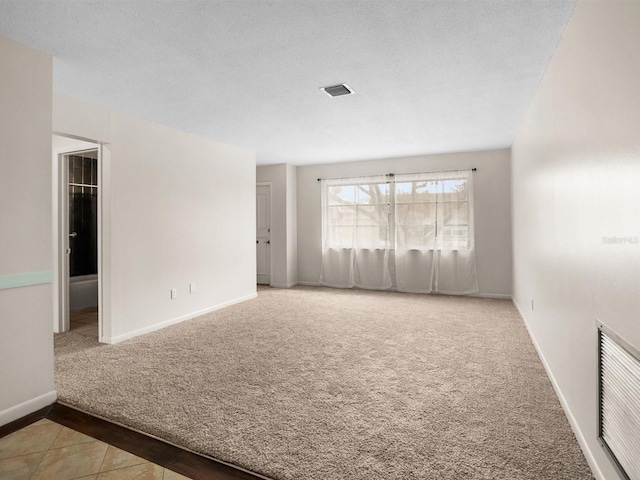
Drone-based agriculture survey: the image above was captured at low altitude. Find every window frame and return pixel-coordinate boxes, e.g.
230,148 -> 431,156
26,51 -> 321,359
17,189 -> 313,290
324,180 -> 392,249
323,172 -> 472,251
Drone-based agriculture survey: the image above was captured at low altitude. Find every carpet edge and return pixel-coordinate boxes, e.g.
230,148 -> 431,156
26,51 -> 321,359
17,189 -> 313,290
512,296 -> 602,480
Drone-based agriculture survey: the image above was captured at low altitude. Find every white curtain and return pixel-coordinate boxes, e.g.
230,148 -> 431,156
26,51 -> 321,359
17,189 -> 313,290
319,176 -> 392,290
319,170 -> 478,295
394,170 -> 478,294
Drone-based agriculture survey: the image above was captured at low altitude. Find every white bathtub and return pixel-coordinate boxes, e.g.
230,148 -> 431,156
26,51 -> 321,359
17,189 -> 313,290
69,274 -> 98,310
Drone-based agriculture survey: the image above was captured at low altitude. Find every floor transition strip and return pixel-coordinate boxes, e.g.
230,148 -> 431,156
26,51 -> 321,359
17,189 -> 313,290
0,402 -> 269,480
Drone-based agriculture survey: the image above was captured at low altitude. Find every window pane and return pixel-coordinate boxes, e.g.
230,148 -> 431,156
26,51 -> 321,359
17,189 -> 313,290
328,205 -> 355,227
90,157 -> 98,186
356,183 -> 389,205
396,181 -> 438,204
441,202 -> 469,226
440,200 -> 469,248
327,226 -> 354,247
356,226 -> 388,248
396,203 -> 436,226
328,185 -> 356,206
73,156 -> 82,184
439,226 -> 469,249
441,179 -> 468,202
397,225 -> 436,248
356,205 -> 388,226
325,176 -> 471,250
81,157 -> 88,185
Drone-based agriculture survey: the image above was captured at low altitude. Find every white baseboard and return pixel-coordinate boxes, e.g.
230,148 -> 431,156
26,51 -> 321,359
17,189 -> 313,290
470,292 -> 512,299
108,292 -> 258,344
296,282 -> 510,299
512,297 -> 604,480
0,391 -> 57,426
270,282 -> 298,288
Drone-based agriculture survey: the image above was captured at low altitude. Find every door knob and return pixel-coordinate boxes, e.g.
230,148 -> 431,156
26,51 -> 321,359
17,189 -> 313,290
69,232 -> 78,238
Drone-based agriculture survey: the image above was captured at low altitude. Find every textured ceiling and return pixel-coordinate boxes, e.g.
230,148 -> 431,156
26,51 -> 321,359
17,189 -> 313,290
0,1 -> 576,165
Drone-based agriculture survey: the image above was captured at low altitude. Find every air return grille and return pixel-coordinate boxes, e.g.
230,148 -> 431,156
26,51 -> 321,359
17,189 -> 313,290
598,323 -> 640,480
321,84 -> 354,97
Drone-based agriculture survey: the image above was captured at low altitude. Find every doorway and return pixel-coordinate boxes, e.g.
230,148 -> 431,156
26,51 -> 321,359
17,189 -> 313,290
256,183 -> 271,285
67,149 -> 99,338
53,135 -> 102,341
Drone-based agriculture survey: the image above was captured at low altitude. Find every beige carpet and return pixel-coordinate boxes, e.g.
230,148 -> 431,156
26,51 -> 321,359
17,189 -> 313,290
54,286 -> 593,480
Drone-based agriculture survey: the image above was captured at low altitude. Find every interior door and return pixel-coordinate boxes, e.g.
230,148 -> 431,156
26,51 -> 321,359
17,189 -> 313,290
256,184 -> 271,285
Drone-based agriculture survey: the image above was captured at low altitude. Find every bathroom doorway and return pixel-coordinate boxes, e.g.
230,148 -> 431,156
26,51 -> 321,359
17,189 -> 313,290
67,149 -> 99,338
53,135 -> 102,341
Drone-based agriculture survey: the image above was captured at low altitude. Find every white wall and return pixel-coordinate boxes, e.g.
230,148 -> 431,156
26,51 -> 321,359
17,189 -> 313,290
286,164 -> 298,286
54,94 -> 257,343
511,1 -> 640,478
297,149 -> 512,296
0,35 -> 56,425
53,94 -> 111,144
256,164 -> 298,288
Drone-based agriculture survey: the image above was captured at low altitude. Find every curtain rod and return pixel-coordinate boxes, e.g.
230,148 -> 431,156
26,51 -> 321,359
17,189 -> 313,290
316,167 -> 476,182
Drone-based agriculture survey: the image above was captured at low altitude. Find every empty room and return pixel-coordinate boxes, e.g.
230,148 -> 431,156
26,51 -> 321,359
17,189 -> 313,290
1,1 -> 639,480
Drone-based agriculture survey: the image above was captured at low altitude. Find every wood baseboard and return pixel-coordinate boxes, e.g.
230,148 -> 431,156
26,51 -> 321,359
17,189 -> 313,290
47,403 -> 269,480
0,404 -> 52,439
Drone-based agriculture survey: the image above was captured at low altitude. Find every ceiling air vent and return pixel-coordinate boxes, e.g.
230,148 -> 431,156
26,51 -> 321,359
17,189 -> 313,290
598,322 -> 640,480
321,84 -> 354,98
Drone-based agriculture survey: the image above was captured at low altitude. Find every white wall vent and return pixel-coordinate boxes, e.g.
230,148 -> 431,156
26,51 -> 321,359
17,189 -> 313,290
598,322 -> 640,480
320,84 -> 354,98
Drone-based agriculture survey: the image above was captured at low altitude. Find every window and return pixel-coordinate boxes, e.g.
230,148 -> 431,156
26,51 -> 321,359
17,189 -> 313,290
325,181 -> 390,248
395,177 -> 470,250
320,170 -> 477,294
323,173 -> 471,251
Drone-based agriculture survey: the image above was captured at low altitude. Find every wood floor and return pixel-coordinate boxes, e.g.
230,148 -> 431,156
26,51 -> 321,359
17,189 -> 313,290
0,403 -> 268,480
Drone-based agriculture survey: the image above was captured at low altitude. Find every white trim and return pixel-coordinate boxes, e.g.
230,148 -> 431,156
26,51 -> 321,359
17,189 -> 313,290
256,182 -> 272,286
297,281 -> 509,299
106,293 -> 258,344
470,292 -> 512,299
52,145 -> 69,333
270,282 -> 298,289
99,144 -> 112,343
0,391 -> 57,427
512,296 -> 604,480
53,140 -> 103,335
96,144 -> 104,343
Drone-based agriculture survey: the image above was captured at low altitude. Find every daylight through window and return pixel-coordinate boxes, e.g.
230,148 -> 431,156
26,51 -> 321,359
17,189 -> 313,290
323,173 -> 471,250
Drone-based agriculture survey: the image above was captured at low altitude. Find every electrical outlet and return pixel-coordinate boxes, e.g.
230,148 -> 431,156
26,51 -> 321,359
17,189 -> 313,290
531,299 -> 534,311
171,288 -> 177,299
190,282 -> 196,294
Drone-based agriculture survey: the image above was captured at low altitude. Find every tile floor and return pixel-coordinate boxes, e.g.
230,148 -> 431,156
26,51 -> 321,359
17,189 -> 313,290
0,419 -> 191,480
69,307 -> 98,340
